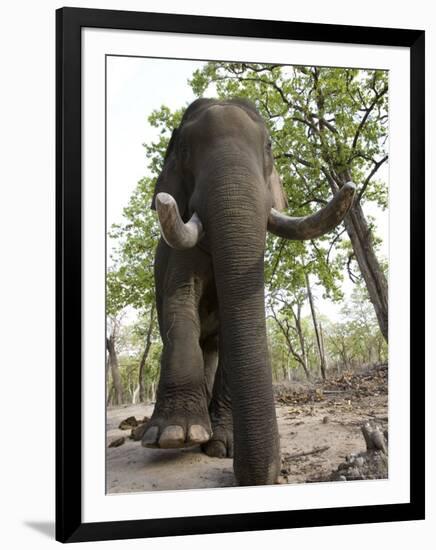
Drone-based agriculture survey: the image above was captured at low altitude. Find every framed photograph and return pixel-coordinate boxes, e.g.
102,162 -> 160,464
56,7 -> 425,543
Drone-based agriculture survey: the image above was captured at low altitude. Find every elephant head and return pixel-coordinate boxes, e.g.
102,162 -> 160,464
151,98 -> 355,485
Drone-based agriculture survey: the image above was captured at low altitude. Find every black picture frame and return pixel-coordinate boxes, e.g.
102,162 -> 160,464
56,7 -> 425,543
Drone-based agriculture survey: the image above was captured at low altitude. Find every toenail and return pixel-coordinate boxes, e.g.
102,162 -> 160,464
188,424 -> 210,444
141,426 -> 159,447
159,425 -> 185,448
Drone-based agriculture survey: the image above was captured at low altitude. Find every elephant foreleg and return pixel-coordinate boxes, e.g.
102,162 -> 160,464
142,247 -> 212,449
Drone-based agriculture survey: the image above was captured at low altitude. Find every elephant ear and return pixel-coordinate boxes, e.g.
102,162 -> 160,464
150,128 -> 187,217
269,166 -> 288,212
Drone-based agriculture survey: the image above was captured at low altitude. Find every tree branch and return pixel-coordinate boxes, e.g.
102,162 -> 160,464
276,152 -> 314,169
346,253 -> 360,283
356,155 -> 388,204
270,303 -> 304,366
351,85 -> 388,153
298,197 -> 328,208
268,239 -> 286,286
326,228 -> 347,265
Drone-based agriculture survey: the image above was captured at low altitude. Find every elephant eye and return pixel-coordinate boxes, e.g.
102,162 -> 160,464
266,139 -> 272,150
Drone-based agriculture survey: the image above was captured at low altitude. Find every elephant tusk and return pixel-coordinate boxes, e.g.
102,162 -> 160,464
155,192 -> 204,249
267,181 -> 356,240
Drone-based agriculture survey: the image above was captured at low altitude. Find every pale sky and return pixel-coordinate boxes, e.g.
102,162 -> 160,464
106,56 -> 206,232
106,56 -> 388,322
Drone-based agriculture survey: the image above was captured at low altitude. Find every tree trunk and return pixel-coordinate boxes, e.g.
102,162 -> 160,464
105,353 -> 110,403
138,304 -> 156,403
319,322 -> 328,372
106,335 -> 123,405
281,347 -> 287,381
306,272 -> 327,380
132,384 -> 140,404
330,174 -> 388,342
271,303 -> 310,381
106,384 -> 114,407
344,202 -> 388,341
294,304 -> 310,381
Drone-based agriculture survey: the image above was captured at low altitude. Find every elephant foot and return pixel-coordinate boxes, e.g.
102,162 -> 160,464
202,424 -> 233,458
141,413 -> 212,449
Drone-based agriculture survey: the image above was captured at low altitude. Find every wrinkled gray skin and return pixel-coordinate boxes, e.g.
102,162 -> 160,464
141,98 -> 353,486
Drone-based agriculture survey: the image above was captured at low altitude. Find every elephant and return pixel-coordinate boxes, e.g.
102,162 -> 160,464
141,97 -> 355,486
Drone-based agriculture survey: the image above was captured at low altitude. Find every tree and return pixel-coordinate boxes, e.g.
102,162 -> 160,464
107,176 -> 160,313
326,283 -> 388,371
305,272 -> 327,380
136,304 -> 157,402
106,316 -> 123,405
269,291 -> 311,380
106,174 -> 162,403
189,63 -> 389,340
105,109 -> 187,405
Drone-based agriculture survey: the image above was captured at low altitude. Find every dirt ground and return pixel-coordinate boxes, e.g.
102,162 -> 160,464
107,366 -> 388,493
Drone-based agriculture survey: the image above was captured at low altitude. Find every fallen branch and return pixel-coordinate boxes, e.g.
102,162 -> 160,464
363,413 -> 388,422
284,445 -> 330,460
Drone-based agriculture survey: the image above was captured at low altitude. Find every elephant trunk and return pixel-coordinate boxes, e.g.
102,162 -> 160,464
204,164 -> 280,486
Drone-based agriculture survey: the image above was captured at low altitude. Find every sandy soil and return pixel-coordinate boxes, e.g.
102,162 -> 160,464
107,374 -> 387,493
